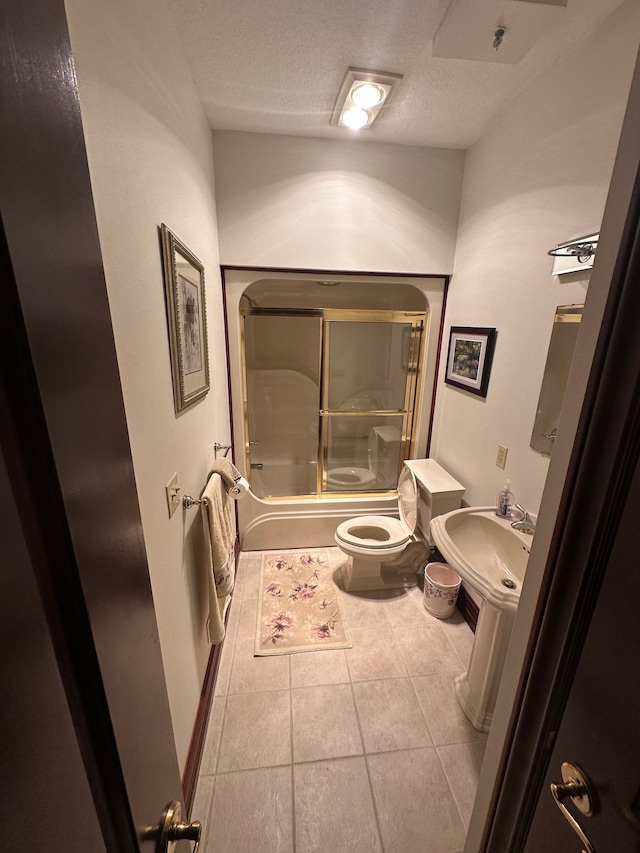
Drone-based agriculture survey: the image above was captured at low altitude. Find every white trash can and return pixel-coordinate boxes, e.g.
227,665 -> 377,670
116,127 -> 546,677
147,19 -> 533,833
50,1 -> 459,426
423,562 -> 461,619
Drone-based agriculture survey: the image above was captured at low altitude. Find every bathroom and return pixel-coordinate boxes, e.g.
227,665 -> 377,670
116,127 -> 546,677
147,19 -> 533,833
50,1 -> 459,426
7,0 -> 640,850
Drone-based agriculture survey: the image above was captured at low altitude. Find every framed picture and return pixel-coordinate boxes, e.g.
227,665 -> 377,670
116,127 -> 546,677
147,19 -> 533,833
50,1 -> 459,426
160,224 -> 210,413
444,326 -> 497,397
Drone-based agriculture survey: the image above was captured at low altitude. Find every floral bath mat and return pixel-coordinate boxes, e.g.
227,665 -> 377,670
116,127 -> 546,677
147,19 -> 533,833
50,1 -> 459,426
255,549 -> 351,656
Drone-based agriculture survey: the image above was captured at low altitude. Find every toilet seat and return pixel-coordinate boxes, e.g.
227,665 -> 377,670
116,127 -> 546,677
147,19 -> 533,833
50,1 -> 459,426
334,466 -> 419,554
336,515 -> 410,549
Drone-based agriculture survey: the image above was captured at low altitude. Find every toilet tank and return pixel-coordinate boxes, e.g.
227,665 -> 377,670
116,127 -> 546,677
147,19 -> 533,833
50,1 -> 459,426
404,459 -> 465,542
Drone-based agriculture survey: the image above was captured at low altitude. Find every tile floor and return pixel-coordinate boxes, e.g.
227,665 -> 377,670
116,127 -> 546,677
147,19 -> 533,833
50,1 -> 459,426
192,548 -> 487,853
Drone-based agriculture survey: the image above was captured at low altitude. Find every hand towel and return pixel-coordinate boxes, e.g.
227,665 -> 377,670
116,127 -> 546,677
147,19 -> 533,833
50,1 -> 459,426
201,472 -> 236,644
208,458 -> 242,490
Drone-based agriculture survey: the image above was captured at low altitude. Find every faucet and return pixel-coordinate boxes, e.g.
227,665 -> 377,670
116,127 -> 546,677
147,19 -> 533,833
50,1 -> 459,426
511,503 -> 535,534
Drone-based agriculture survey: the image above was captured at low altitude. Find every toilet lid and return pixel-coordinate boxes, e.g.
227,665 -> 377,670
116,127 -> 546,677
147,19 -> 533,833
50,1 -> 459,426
397,465 -> 418,536
335,515 -> 410,549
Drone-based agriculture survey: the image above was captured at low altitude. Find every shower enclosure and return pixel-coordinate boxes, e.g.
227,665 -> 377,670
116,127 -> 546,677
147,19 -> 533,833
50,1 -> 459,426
242,308 -> 425,498
223,269 -> 447,549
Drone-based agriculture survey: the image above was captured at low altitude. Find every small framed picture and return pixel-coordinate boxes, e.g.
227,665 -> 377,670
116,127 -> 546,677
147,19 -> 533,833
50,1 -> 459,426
444,326 -> 497,397
160,224 -> 210,413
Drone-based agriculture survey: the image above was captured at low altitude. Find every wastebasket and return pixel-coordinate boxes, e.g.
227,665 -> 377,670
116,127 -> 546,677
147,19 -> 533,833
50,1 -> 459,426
423,562 -> 461,619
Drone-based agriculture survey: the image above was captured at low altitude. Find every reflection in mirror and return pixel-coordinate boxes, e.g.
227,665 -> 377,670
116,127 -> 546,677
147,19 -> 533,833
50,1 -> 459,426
531,304 -> 583,457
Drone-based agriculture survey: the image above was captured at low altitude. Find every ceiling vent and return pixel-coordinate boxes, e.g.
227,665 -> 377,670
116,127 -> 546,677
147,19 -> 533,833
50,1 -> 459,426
433,0 -> 567,64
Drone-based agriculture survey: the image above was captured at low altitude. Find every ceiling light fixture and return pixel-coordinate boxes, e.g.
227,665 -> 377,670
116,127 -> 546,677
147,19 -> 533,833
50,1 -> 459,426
341,106 -> 370,130
351,82 -> 386,109
331,68 -> 402,131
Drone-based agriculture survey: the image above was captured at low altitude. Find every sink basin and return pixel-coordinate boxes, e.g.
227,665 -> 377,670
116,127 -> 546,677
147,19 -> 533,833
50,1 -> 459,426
430,506 -> 531,612
429,506 -> 534,732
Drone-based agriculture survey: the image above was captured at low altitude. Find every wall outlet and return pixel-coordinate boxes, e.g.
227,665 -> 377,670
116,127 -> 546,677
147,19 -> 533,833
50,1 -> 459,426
165,472 -> 181,517
496,445 -> 508,470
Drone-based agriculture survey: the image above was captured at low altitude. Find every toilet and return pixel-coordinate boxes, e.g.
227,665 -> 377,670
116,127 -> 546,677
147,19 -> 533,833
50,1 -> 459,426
327,425 -> 401,490
335,459 -> 465,591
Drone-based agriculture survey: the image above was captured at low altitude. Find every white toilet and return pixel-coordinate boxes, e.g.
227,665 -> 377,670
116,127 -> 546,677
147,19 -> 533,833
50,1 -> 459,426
335,459 -> 465,592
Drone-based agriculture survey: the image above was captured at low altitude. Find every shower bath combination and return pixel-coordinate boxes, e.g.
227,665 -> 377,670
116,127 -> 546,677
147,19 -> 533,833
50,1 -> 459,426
223,269 -> 448,550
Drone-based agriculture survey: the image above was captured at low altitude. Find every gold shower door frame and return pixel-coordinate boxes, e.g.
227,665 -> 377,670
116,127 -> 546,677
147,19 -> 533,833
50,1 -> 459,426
318,310 -> 425,496
240,307 -> 427,500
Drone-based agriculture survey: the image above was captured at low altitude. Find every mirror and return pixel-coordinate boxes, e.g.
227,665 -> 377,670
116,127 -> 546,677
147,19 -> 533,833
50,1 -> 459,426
531,304 -> 583,457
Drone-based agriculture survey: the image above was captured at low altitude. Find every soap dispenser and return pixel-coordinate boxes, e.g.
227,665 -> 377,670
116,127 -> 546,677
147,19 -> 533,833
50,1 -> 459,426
496,480 -> 513,519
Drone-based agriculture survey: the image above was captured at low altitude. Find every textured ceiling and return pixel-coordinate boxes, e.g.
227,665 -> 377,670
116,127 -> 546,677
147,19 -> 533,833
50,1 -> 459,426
167,0 -> 626,149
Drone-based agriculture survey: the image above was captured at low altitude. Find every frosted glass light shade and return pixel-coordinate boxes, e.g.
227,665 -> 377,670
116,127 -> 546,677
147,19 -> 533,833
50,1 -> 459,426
352,82 -> 386,109
341,106 -> 370,129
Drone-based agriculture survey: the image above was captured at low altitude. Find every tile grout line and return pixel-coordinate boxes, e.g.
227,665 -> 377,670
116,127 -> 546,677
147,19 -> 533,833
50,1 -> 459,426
442,628 -> 467,670
211,744 -> 453,776
211,680 -> 231,777
406,671 -> 480,826
407,672 -> 438,747
198,773 -> 216,853
434,743 -> 469,832
288,653 -> 296,853
211,599 -> 239,778
195,562 -> 247,849
346,654 -> 387,853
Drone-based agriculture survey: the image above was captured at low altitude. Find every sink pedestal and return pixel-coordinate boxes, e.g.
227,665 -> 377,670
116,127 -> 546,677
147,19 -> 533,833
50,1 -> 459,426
454,601 -> 515,732
429,506 -> 532,734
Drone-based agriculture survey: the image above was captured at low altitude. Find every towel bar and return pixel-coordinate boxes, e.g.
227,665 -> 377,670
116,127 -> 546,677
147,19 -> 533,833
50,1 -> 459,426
183,475 -> 242,509
183,495 -> 210,509
214,442 -> 231,458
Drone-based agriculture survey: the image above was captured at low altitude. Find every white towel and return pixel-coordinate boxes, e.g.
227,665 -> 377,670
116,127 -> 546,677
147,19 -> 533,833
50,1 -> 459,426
201,472 -> 236,644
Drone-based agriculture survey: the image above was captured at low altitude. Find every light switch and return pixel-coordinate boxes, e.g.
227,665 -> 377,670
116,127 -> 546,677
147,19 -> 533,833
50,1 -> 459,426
165,472 -> 181,517
496,445 -> 508,469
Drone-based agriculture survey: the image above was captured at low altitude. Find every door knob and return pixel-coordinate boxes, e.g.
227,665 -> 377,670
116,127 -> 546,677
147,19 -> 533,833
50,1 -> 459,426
152,800 -> 201,852
550,762 -> 597,853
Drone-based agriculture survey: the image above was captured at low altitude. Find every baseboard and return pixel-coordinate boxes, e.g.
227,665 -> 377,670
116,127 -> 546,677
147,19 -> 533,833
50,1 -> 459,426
456,584 -> 478,633
183,536 -> 241,816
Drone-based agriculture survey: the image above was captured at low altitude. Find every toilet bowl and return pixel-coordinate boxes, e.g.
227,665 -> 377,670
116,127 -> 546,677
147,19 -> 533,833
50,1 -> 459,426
335,459 -> 466,592
335,465 -> 423,591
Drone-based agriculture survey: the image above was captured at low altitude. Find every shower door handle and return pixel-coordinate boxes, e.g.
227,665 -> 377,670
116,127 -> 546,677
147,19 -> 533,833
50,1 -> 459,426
249,440 -> 259,446
251,463 -> 263,470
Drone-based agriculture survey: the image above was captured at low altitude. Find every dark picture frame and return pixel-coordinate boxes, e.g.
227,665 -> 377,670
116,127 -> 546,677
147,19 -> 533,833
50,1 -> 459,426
160,223 -> 210,413
444,326 -> 497,397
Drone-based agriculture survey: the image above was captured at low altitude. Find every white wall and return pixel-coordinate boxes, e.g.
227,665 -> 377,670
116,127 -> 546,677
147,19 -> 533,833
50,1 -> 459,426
431,1 -> 640,512
65,0 -> 229,769
213,133 -> 465,273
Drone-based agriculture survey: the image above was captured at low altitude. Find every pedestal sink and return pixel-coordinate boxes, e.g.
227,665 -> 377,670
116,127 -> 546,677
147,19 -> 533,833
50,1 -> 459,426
430,507 -> 532,732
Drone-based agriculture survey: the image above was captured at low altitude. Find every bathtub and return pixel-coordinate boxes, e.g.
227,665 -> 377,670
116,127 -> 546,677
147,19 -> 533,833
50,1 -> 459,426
239,488 -> 398,550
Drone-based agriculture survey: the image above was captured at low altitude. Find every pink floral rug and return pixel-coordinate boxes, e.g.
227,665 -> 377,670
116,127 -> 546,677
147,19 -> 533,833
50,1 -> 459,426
255,549 -> 351,656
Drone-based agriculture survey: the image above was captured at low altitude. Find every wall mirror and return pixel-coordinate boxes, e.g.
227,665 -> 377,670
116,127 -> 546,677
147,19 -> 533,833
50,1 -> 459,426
531,304 -> 584,457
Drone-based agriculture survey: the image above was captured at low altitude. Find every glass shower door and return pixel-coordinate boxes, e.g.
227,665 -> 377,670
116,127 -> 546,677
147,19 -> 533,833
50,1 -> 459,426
321,317 -> 422,493
244,313 -> 321,497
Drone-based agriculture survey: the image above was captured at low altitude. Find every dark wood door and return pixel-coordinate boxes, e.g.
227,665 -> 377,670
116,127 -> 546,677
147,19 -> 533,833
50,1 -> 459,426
0,448 -> 106,853
524,457 -> 640,851
0,1 -> 187,848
